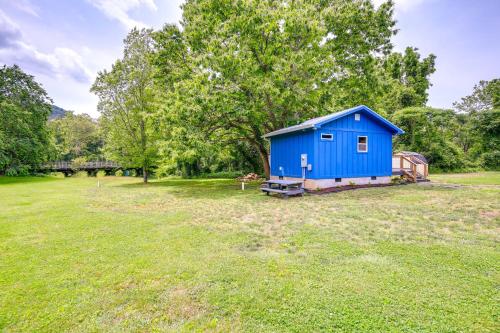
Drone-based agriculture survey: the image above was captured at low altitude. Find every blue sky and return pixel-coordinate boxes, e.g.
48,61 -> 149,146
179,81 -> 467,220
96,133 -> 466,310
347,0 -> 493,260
0,0 -> 499,117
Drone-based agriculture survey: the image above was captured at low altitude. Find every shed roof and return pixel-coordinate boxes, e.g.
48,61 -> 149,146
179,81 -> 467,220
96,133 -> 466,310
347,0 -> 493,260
263,105 -> 404,138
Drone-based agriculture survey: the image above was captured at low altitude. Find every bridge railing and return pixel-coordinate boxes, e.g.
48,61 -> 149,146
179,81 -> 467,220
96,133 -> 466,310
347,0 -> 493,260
42,161 -> 121,170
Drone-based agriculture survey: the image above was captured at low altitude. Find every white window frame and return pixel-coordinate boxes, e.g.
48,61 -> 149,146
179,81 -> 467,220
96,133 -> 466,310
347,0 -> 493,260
357,136 -> 368,153
355,113 -> 361,121
320,133 -> 334,141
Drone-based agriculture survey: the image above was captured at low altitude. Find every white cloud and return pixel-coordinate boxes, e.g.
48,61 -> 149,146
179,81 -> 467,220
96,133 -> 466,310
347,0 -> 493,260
12,0 -> 39,17
0,9 -> 22,47
87,0 -> 158,29
0,10 -> 93,83
373,0 -> 429,12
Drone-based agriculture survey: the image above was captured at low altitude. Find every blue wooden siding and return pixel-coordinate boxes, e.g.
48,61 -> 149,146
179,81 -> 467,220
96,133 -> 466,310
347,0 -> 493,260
270,130 -> 315,178
270,109 -> 394,179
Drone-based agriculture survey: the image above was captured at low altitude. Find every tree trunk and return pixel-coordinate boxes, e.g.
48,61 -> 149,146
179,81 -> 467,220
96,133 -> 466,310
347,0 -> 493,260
143,166 -> 148,183
139,118 -> 148,184
249,126 -> 270,179
257,147 -> 270,179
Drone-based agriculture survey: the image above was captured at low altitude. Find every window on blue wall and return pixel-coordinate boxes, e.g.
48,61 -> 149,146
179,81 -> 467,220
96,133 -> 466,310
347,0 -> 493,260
357,136 -> 368,152
355,113 -> 361,121
321,133 -> 333,141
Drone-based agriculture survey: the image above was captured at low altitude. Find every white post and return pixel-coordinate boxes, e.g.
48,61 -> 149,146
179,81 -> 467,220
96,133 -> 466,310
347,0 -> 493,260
241,182 -> 245,190
97,180 -> 100,188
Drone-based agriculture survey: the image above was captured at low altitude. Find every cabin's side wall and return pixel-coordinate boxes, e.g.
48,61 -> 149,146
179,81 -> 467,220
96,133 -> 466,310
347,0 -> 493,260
311,111 -> 393,179
270,130 -> 315,178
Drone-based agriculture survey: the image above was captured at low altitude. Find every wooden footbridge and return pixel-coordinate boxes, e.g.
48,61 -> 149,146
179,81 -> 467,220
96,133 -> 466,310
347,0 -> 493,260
41,161 -> 122,176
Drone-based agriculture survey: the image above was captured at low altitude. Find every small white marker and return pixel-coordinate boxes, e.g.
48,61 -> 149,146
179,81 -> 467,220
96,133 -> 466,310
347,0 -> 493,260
97,180 -> 100,188
241,182 -> 245,190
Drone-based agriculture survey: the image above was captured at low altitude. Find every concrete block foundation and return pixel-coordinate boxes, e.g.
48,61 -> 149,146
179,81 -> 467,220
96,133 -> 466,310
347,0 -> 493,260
270,176 -> 391,190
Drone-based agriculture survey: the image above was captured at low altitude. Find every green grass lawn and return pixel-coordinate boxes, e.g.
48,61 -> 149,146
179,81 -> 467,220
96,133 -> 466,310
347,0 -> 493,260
0,173 -> 499,332
430,171 -> 500,185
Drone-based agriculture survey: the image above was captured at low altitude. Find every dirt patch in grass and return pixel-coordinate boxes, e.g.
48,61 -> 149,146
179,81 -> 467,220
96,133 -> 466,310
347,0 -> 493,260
163,286 -> 207,321
480,210 -> 500,219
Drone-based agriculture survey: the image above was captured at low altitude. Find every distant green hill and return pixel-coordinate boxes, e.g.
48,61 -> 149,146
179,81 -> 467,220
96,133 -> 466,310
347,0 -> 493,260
49,105 -> 68,120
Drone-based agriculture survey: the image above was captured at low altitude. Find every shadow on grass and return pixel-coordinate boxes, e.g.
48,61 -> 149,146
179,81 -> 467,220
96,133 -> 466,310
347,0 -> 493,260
117,178 -> 265,199
0,176 -> 62,185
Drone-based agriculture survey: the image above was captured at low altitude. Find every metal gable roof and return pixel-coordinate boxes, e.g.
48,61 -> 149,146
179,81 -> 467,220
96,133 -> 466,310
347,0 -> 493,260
262,105 -> 404,138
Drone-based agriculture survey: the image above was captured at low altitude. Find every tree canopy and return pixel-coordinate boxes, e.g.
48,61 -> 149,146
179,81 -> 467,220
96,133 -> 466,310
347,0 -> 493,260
91,28 -> 160,183
151,0 -> 437,177
49,112 -> 103,161
0,65 -> 53,175
451,79 -> 500,169
392,78 -> 500,171
381,47 -> 436,113
453,79 -> 500,113
4,1 -> 497,178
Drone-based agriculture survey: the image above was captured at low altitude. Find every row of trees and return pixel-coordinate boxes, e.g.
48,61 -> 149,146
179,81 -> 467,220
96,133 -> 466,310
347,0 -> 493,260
49,113 -> 103,162
1,1 -> 498,179
0,65 -> 104,175
393,80 -> 499,170
0,65 -> 53,175
91,0 -> 441,182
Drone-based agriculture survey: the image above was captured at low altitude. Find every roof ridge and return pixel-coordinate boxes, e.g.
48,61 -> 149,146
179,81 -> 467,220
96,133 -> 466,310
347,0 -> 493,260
263,105 -> 403,138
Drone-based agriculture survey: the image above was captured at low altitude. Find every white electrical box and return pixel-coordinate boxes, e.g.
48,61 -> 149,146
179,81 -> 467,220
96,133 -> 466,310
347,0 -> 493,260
300,154 -> 308,168
307,164 -> 312,171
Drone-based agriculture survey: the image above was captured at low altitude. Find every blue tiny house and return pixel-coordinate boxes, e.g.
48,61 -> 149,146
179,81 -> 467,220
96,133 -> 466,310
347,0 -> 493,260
263,105 -> 404,189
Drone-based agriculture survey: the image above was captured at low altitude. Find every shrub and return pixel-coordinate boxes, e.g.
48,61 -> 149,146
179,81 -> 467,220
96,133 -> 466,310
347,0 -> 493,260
96,170 -> 106,178
74,171 -> 88,178
480,151 -> 500,170
50,172 -> 65,178
16,165 -> 30,176
32,172 -> 48,177
115,170 -> 124,177
391,176 -> 405,184
4,165 -> 30,176
5,168 -> 17,176
188,171 -> 246,179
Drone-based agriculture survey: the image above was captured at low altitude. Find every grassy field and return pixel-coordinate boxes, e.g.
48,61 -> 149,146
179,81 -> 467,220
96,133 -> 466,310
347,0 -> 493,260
0,173 -> 499,332
430,171 -> 500,185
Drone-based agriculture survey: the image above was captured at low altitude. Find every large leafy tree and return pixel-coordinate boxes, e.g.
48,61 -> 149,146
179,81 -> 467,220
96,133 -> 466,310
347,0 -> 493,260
472,109 -> 500,169
155,0 -> 400,177
0,65 -> 53,175
381,47 -> 436,113
49,112 -> 103,161
392,107 -> 466,170
453,79 -> 500,114
452,79 -> 500,169
391,79 -> 500,171
91,28 -> 160,183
